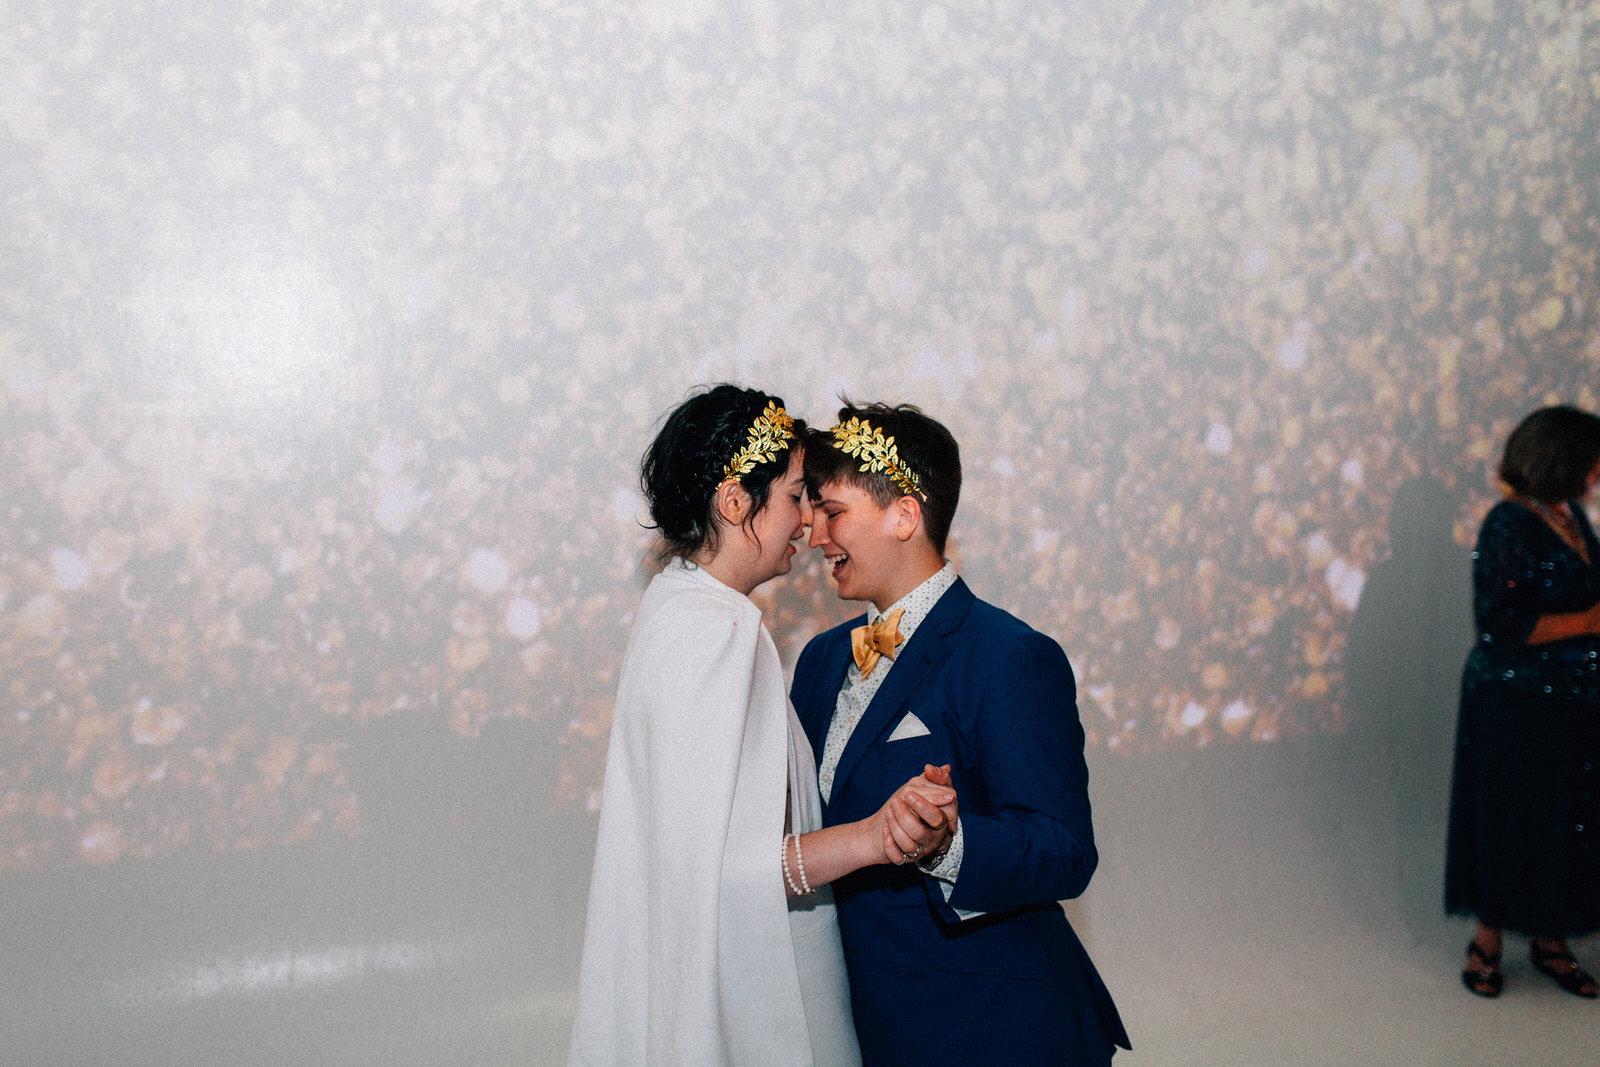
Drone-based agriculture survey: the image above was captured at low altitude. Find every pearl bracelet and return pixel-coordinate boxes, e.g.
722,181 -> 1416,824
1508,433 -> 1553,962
793,832 -> 811,894
782,833 -> 813,896
782,833 -> 801,895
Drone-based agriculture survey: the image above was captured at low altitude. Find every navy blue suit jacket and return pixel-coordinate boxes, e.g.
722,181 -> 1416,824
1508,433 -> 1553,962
791,578 -> 1128,1067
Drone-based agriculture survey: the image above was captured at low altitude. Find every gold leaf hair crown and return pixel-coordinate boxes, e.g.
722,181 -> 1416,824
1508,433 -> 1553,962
830,416 -> 926,499
721,401 -> 796,482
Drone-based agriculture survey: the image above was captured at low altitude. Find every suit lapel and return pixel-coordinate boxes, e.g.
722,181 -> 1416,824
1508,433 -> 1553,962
802,628 -> 858,757
830,579 -> 975,800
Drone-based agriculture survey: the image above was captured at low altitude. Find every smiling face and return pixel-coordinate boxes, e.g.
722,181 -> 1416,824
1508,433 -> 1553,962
699,449 -> 809,596
743,449 -> 809,587
808,477 -> 930,610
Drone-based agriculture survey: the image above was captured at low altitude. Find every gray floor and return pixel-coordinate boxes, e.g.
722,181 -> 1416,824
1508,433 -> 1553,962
5,734 -> 1596,1066
1081,742 -> 1599,1067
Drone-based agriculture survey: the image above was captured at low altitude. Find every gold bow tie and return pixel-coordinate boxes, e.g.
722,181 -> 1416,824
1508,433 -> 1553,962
851,609 -> 905,678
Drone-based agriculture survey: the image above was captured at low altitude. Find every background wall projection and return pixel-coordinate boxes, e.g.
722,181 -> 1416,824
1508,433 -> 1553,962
2,1 -> 1598,880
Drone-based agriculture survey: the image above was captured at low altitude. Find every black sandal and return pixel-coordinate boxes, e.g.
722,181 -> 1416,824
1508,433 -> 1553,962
1530,942 -> 1600,999
1462,940 -> 1503,998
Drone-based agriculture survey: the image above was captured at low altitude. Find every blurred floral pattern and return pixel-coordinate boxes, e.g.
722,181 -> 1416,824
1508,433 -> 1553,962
2,0 -> 1598,867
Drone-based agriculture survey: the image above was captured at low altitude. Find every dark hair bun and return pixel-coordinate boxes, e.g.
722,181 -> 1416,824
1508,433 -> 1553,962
641,384 -> 802,559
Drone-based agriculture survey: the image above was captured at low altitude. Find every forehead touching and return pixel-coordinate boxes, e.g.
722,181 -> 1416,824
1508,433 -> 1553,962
813,478 -> 881,508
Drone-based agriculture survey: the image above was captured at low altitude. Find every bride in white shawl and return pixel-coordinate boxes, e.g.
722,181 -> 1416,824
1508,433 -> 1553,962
569,386 -> 956,1067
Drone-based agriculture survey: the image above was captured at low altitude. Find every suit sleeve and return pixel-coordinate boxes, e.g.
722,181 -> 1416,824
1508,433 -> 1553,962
933,627 -> 1098,919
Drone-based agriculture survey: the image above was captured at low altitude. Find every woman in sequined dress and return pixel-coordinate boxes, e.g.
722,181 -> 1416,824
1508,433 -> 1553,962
1446,405 -> 1600,999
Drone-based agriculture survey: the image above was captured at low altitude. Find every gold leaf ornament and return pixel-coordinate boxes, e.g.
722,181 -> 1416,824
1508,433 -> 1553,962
831,416 -> 925,499
721,402 -> 796,481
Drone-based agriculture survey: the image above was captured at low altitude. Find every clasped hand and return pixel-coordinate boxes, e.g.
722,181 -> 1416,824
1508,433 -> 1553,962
876,764 -> 959,866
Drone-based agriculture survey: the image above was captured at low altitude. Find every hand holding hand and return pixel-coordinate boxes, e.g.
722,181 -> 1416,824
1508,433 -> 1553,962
877,764 -> 957,865
921,763 -> 959,831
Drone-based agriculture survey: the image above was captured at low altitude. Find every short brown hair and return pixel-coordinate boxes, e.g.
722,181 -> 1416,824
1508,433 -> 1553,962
804,402 -> 961,554
1499,405 -> 1600,502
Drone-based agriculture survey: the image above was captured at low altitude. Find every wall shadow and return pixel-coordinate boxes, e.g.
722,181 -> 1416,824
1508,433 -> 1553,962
1329,475 -> 1475,938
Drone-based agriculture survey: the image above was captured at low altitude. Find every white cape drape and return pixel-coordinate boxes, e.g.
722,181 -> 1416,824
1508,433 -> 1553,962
568,559 -> 857,1066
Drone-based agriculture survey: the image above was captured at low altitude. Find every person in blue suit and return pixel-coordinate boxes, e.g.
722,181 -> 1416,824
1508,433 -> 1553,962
790,402 -> 1129,1067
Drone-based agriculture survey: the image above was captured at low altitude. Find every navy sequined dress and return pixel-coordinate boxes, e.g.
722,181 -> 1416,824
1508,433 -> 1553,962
1444,500 -> 1600,936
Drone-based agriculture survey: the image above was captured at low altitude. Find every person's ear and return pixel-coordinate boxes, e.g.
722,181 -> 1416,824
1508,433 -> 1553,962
713,480 -> 748,528
891,494 -> 923,543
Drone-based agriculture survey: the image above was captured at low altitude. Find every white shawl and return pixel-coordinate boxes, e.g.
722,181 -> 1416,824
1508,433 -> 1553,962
569,560 -> 848,1066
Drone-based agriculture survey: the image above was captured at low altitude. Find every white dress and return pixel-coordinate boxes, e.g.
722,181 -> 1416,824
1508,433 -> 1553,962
568,559 -> 859,1067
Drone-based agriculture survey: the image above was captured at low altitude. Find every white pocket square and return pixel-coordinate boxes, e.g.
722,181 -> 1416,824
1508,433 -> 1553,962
887,713 -> 931,741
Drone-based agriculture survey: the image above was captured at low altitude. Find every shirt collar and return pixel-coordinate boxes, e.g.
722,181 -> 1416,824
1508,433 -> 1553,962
868,562 -> 957,639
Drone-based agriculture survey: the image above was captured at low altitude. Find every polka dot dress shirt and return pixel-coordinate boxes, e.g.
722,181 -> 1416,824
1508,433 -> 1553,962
817,563 -> 965,885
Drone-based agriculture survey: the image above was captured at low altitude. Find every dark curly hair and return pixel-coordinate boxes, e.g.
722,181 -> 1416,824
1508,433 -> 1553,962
641,384 -> 806,560
1499,405 -> 1600,502
803,401 -> 961,555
